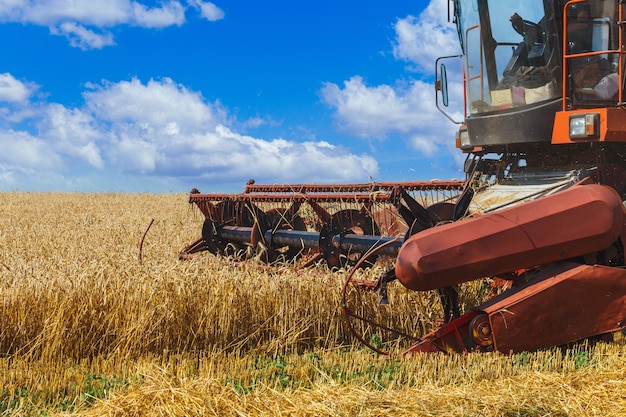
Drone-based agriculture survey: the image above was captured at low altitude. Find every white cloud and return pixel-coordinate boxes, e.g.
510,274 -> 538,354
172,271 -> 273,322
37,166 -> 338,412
130,1 -> 186,28
39,104 -> 105,169
0,0 -> 218,49
113,137 -> 158,173
0,0 -> 184,26
52,22 -> 115,50
0,130 -> 63,171
0,73 -> 36,103
242,116 -> 267,130
320,75 -> 462,155
409,135 -> 439,157
187,0 -> 225,22
84,79 -> 378,183
14,0 -> 131,26
0,75 -> 378,191
84,77 -> 220,132
179,126 -> 378,184
392,0 -> 459,72
321,76 -> 435,138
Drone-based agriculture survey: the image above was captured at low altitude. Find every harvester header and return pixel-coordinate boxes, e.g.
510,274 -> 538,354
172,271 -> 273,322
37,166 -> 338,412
181,179 -> 467,268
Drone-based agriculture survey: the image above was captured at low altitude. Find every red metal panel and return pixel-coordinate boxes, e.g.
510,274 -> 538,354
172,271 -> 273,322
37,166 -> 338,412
402,310 -> 482,354
484,263 -> 626,353
402,262 -> 626,354
395,184 -> 626,291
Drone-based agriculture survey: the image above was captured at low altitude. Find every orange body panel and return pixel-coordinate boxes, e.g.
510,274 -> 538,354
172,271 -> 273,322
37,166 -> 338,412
552,108 -> 626,144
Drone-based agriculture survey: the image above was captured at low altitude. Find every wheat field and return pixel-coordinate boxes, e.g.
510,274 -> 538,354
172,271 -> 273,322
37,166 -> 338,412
0,192 -> 624,416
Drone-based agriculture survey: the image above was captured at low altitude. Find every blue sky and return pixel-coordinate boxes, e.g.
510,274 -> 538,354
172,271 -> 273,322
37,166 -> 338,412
0,0 -> 464,193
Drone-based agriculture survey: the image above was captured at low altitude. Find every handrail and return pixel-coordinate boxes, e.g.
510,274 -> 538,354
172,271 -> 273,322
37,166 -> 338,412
465,24 -> 484,104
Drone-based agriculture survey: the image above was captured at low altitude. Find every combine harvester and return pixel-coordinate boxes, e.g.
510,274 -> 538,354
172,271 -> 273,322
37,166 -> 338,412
182,0 -> 626,354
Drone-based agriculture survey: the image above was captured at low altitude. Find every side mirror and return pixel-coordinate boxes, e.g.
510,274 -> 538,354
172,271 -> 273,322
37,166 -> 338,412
434,54 -> 462,124
439,63 -> 449,107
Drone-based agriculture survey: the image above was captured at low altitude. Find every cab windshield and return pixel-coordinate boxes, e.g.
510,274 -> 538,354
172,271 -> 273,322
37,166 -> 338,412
456,0 -> 560,115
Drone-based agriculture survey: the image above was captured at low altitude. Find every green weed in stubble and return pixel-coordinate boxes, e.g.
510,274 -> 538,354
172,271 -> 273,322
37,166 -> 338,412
0,372 -> 130,415
224,349 -> 406,392
79,373 -> 130,408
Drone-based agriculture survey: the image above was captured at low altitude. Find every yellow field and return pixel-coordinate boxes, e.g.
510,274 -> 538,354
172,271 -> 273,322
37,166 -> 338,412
0,192 -> 624,416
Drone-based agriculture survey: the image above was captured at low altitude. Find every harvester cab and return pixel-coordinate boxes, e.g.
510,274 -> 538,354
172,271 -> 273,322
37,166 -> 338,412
182,0 -> 626,355
440,0 -> 625,171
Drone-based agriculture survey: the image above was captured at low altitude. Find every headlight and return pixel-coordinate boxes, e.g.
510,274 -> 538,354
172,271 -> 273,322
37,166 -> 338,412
458,129 -> 471,149
569,113 -> 599,139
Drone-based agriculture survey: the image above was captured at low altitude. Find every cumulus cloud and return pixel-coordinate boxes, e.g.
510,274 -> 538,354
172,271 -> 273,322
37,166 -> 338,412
0,74 -> 41,126
392,0 -> 459,72
187,0 -> 225,22
321,75 -> 462,156
0,75 -> 378,191
130,1 -> 186,27
84,77 -> 222,132
0,0 -> 220,49
0,73 -> 37,103
82,78 -> 377,183
51,22 -> 115,50
39,104 -> 105,169
0,130 -> 63,172
321,76 -> 435,138
321,0 -> 463,156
